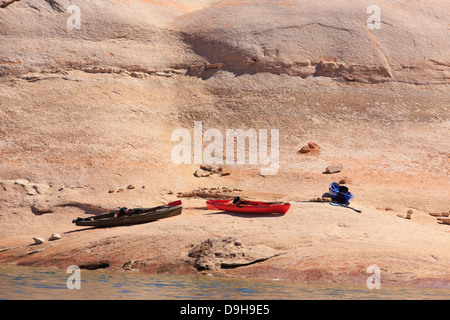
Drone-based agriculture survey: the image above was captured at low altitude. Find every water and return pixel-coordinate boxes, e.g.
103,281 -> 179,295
0,264 -> 449,300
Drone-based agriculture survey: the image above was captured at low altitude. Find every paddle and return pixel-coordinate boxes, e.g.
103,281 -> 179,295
330,202 -> 362,213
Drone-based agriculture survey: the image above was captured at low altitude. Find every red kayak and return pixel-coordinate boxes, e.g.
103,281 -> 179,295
206,199 -> 291,214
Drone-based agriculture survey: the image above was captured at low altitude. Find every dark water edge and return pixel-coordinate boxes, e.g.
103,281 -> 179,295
0,263 -> 449,301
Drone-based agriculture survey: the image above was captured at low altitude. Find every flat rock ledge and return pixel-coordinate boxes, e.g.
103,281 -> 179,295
188,236 -> 286,272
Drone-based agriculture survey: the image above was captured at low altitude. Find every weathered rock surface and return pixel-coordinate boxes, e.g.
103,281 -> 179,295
0,0 -> 448,83
172,0 -> 448,84
188,236 -> 285,271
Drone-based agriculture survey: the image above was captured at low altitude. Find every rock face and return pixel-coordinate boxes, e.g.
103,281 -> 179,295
188,237 -> 285,271
0,0 -> 447,84
0,1 -> 449,288
172,0 -> 448,84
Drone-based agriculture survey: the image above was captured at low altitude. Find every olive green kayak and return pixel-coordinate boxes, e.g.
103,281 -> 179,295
72,201 -> 182,228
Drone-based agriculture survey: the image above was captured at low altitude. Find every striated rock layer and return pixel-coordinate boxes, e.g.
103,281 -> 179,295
1,0 -> 448,83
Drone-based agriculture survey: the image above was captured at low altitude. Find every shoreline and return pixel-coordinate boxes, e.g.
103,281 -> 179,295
2,261 -> 449,292
1,189 -> 449,290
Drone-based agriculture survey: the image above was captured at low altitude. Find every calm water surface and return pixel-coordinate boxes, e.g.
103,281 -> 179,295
0,264 -> 449,300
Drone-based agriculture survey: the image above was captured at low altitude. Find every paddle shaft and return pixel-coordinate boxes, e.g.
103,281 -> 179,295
331,202 -> 362,213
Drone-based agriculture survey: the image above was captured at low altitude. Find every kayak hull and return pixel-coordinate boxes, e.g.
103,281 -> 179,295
72,205 -> 182,228
206,200 -> 290,214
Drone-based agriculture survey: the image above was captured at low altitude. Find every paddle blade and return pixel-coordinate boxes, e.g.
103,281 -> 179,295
168,200 -> 182,207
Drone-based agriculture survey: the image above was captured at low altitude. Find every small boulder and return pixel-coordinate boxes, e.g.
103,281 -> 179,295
325,166 -> 343,174
33,237 -> 45,245
406,210 -> 413,220
339,177 -> 352,184
298,142 -> 320,154
194,170 -> 210,178
299,146 -> 311,154
200,164 -> 213,171
49,234 -> 61,241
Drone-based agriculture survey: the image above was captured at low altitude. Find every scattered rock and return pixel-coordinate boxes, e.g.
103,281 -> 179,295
200,164 -> 213,171
298,142 -> 320,154
437,218 -> 450,225
406,210 -> 413,220
194,169 -> 210,177
194,165 -> 230,178
49,234 -> 61,241
178,187 -> 242,199
33,237 -> 45,245
325,166 -> 343,174
398,211 -> 413,220
110,184 -> 138,192
309,197 -> 332,202
339,177 -> 352,184
429,212 -> 442,217
299,146 -> 311,154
